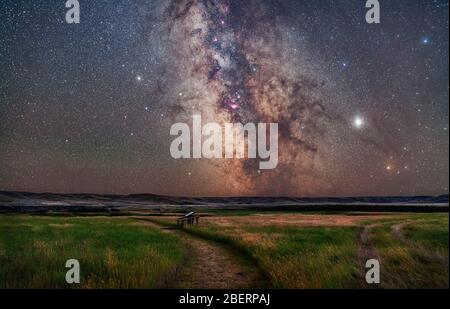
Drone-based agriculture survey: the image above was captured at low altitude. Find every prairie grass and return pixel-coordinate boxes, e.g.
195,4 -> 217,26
1,212 -> 447,289
0,215 -> 185,288
403,214 -> 449,254
154,212 -> 449,289
154,218 -> 360,288
369,213 -> 448,288
248,226 -> 360,288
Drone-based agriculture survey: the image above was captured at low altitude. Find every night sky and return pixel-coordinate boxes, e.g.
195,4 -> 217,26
0,0 -> 448,197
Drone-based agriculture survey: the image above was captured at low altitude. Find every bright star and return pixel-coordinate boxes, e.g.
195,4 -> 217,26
421,37 -> 430,45
353,115 -> 364,129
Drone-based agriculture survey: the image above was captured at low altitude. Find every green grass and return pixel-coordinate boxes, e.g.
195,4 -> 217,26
152,212 -> 449,289
0,215 -> 185,288
370,226 -> 448,288
153,218 -> 360,288
1,212 -> 448,289
368,213 -> 449,288
403,214 -> 449,253
246,226 -> 360,288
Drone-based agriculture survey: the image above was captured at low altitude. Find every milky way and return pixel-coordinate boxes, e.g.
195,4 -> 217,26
160,0 -> 337,195
0,0 -> 448,196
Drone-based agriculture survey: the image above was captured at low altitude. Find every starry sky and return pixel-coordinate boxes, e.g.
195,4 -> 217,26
0,0 -> 448,197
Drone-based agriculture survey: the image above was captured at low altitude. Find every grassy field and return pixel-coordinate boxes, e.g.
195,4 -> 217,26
0,212 -> 448,289
368,214 -> 449,288
0,215 -> 185,288
153,212 -> 449,288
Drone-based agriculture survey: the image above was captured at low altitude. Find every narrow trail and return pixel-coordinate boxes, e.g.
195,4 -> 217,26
357,223 -> 380,262
137,219 -> 269,289
356,223 -> 382,288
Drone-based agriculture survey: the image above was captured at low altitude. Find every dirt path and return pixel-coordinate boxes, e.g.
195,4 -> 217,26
357,223 -> 380,262
356,223 -> 382,287
138,219 -> 269,289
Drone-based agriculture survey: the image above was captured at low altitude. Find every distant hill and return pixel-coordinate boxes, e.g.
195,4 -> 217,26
0,190 -> 448,208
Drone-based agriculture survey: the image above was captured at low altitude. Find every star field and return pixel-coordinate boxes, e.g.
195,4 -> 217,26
0,0 -> 448,197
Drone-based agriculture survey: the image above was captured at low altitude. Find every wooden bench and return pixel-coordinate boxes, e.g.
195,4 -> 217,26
177,212 -> 200,227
